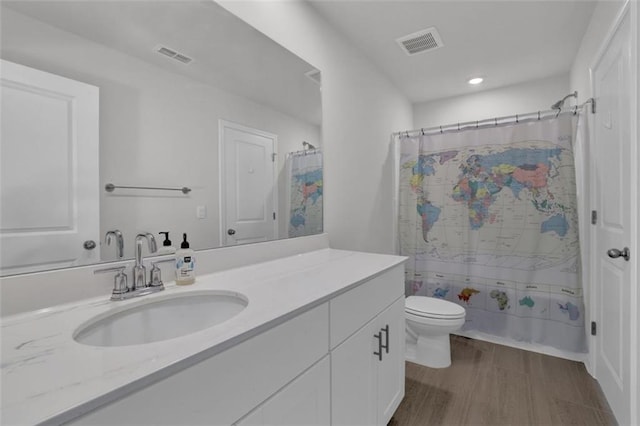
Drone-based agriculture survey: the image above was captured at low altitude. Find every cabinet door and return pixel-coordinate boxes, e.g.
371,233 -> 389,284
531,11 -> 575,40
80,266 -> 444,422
331,318 -> 379,426
330,266 -> 404,348
237,356 -> 330,426
377,297 -> 406,425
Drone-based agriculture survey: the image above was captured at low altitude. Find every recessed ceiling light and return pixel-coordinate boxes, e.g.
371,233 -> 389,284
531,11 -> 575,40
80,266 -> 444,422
468,77 -> 484,85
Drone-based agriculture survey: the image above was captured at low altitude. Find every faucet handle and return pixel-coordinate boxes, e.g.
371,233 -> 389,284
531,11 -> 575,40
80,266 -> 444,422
94,266 -> 129,300
149,258 -> 174,288
149,262 -> 163,288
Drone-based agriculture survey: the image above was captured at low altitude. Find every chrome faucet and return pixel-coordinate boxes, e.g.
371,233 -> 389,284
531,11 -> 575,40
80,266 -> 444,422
132,233 -> 157,291
105,230 -> 124,258
94,234 -> 170,301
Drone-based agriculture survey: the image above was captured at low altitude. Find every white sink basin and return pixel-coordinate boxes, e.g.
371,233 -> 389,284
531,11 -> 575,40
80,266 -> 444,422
73,291 -> 248,347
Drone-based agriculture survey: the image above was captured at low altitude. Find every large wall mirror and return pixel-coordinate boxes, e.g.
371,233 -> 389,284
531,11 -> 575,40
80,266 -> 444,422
0,1 -> 323,276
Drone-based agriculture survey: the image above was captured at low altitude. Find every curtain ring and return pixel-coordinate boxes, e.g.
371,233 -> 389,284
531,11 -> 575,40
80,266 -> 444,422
573,106 -> 578,115
440,126 -> 443,134
457,123 -> 460,131
516,114 -> 519,123
476,120 -> 479,129
537,111 -> 541,120
555,109 -> 561,118
494,117 -> 498,126
405,131 -> 409,138
421,128 -> 425,136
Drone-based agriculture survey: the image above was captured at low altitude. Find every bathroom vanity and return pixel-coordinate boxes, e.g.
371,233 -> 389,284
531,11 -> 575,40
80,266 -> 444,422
1,245 -> 406,425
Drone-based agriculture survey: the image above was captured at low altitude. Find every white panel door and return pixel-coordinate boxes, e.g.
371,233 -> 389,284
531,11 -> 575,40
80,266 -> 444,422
220,120 -> 277,246
592,10 -> 633,426
0,60 -> 99,274
377,297 -> 406,425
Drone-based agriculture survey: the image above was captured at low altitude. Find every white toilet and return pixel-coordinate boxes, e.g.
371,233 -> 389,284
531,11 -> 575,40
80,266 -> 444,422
405,295 -> 466,368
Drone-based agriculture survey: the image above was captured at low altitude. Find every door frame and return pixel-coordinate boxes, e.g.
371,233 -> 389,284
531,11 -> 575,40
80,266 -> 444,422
588,1 -> 638,423
218,119 -> 278,246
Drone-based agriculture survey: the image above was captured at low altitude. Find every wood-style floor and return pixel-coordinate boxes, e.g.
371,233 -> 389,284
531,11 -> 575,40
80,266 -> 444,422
389,336 -> 616,426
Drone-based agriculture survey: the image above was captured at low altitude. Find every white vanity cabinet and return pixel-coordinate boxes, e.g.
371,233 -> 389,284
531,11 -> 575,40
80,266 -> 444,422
63,263 -> 405,426
70,304 -> 330,425
237,264 -> 405,426
1,245 -> 409,425
330,267 -> 405,426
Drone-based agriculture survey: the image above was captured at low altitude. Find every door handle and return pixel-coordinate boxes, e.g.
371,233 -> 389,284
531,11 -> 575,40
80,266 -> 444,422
83,240 -> 96,250
607,247 -> 630,261
227,229 -> 236,236
381,325 -> 389,354
373,331 -> 383,361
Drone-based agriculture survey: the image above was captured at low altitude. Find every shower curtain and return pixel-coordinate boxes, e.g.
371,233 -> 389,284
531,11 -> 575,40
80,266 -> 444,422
287,149 -> 323,238
398,114 -> 586,353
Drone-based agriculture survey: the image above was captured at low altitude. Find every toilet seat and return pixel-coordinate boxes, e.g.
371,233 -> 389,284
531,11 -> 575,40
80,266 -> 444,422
405,296 -> 465,320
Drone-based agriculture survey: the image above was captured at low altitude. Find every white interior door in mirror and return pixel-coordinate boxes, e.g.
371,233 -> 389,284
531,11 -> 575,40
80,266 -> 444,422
0,60 -> 99,274
220,120 -> 277,246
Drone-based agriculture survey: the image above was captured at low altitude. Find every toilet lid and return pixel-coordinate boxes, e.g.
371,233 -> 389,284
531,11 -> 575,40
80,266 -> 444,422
405,296 -> 465,319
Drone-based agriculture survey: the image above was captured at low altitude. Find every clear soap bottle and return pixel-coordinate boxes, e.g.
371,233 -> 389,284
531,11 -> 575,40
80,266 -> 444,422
175,233 -> 195,285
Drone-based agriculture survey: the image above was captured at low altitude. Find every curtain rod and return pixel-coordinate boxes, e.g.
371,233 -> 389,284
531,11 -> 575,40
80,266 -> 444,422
286,147 -> 322,158
393,98 -> 595,138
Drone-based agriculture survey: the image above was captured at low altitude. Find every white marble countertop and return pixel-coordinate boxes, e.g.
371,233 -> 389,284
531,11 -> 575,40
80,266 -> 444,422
1,248 -> 406,425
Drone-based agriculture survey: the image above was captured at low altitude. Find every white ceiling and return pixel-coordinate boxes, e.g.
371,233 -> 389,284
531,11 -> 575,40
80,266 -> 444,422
309,1 -> 597,103
3,1 -> 322,125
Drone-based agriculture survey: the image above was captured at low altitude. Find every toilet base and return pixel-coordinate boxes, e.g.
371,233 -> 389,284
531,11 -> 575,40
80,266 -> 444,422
406,332 -> 452,368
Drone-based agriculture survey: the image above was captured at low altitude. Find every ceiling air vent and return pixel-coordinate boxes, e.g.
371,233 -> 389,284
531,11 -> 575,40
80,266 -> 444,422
396,27 -> 443,56
155,45 -> 193,64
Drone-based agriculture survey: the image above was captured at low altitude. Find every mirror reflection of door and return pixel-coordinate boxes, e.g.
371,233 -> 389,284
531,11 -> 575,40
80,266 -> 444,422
219,120 -> 277,246
0,60 -> 100,274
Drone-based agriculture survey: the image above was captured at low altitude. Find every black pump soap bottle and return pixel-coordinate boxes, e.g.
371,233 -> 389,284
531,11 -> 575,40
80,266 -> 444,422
175,233 -> 195,285
158,232 -> 176,255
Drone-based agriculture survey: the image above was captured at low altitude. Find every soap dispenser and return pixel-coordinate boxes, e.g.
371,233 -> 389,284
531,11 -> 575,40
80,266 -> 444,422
175,233 -> 195,285
158,232 -> 176,255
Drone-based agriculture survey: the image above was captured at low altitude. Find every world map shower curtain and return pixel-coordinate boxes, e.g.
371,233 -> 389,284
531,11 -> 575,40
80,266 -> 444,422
398,114 -> 586,353
287,149 -> 323,238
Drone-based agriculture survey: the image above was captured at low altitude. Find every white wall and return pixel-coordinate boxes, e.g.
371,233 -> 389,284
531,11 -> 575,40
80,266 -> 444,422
218,1 -> 413,255
2,8 -> 320,260
413,74 -> 570,128
570,1 -> 628,100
